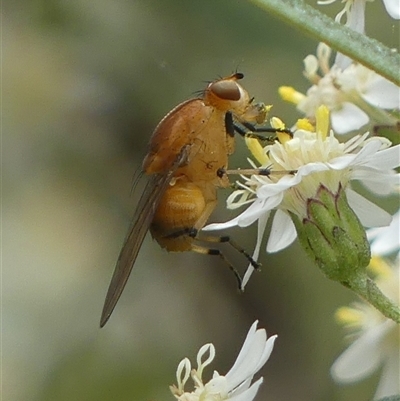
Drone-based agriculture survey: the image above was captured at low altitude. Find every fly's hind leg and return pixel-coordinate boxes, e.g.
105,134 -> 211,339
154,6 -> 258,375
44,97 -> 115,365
196,234 -> 261,270
189,229 -> 261,290
153,184 -> 257,288
190,242 -> 243,289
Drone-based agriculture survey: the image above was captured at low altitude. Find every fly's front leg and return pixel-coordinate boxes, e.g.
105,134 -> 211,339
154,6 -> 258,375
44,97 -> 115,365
217,167 -> 297,178
233,120 -> 293,145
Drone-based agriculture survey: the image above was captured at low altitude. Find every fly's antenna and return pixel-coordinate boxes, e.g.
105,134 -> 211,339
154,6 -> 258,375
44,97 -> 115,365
192,88 -> 206,98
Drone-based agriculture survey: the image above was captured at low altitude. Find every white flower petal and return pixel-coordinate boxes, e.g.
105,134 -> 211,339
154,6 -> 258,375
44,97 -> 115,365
225,332 -> 267,388
225,321 -> 258,378
255,334 -> 277,373
251,212 -> 269,262
362,75 -> 400,109
256,176 -> 295,197
264,162 -> 328,186
238,195 -> 283,227
331,320 -> 394,383
241,212 -> 270,290
368,210 -> 400,255
346,189 -> 392,227
349,139 -> 387,166
229,377 -> 263,401
362,144 -> 400,170
203,215 -> 242,231
351,169 -> 399,195
331,102 -> 369,134
345,0 -> 366,33
374,352 -> 400,399
240,268 -> 254,291
335,52 -> 352,71
383,0 -> 400,19
266,210 -> 297,253
204,375 -> 228,395
203,201 -> 262,231
225,325 -> 276,390
297,162 -> 330,176
327,154 -> 357,170
229,377 -> 252,397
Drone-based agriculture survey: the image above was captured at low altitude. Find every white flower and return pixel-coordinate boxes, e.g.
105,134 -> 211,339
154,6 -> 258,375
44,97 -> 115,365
318,0 -> 400,20
318,0 -> 366,69
280,43 -> 400,134
204,107 -> 400,288
281,0 -> 400,133
367,209 -> 400,256
382,0 -> 400,18
170,321 -> 277,401
331,261 -> 400,399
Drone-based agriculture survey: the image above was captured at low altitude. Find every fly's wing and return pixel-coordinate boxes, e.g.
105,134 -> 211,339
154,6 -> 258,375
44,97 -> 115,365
100,145 -> 190,327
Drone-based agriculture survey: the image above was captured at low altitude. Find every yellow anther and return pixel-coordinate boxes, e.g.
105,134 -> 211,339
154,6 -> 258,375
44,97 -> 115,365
278,86 -> 305,104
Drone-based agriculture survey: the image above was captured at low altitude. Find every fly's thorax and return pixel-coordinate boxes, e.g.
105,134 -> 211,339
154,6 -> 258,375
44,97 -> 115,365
174,110 -> 231,187
176,155 -> 229,189
143,99 -> 213,174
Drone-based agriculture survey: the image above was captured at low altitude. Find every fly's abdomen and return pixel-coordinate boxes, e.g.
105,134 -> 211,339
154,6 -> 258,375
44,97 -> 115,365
150,181 -> 208,252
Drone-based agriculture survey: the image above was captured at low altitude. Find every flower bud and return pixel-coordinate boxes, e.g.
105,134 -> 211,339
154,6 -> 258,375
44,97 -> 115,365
292,184 -> 371,283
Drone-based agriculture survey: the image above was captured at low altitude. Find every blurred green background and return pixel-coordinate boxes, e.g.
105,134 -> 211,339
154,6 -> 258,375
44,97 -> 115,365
4,1 -> 398,400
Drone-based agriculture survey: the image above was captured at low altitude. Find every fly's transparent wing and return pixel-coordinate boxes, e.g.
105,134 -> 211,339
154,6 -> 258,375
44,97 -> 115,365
100,146 -> 189,327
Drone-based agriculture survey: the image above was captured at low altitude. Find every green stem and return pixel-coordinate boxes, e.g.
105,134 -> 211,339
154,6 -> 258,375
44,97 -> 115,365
343,276 -> 400,324
248,0 -> 400,86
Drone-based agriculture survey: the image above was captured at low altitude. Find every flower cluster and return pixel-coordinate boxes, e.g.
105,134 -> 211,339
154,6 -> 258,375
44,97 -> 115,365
280,0 -> 400,135
170,321 -> 277,401
318,0 -> 400,21
163,2 -> 400,401
331,214 -> 400,398
204,106 -> 399,288
331,262 -> 399,399
279,43 -> 400,134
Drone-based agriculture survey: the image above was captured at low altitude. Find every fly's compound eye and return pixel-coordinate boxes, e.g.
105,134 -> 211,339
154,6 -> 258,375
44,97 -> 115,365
208,80 -> 241,101
233,72 -> 244,80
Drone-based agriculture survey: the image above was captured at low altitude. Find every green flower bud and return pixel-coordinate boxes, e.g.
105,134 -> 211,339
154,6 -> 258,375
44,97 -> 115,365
292,184 -> 371,283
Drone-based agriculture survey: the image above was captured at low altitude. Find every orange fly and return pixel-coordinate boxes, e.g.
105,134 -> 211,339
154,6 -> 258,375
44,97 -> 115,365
100,73 -> 270,327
